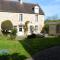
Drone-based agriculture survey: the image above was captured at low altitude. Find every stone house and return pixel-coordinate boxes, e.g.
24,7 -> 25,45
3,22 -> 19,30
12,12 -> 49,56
0,0 -> 44,36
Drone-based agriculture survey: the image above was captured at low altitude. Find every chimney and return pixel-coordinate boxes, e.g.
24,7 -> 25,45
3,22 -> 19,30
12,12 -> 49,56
19,0 -> 23,4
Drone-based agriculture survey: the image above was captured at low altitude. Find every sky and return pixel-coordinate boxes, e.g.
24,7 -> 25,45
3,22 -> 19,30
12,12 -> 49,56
5,0 -> 60,19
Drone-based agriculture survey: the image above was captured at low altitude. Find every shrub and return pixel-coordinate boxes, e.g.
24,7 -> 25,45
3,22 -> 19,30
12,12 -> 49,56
0,49 -> 9,55
41,24 -> 49,34
27,34 -> 36,39
10,28 -> 17,40
1,20 -> 13,35
27,34 -> 44,39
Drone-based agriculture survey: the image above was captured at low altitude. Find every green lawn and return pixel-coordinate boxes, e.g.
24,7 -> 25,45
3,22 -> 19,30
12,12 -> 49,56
0,36 -> 60,60
20,37 -> 60,55
0,36 -> 31,57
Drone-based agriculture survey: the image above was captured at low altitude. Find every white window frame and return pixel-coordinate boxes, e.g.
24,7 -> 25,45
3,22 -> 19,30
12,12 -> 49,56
19,25 -> 23,32
34,6 -> 39,13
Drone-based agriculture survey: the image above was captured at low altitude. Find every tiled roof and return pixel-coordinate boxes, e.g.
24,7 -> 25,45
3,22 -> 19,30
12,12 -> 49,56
0,0 -> 44,15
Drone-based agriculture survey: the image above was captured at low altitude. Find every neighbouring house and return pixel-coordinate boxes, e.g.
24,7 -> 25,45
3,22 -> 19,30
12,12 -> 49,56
0,0 -> 44,36
46,21 -> 60,36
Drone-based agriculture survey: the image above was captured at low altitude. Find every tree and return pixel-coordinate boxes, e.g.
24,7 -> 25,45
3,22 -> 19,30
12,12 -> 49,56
41,25 -> 49,34
41,22 -> 49,34
1,20 -> 13,35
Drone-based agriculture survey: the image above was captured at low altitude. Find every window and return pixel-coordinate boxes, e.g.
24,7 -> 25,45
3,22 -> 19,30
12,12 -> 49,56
35,15 -> 38,22
34,6 -> 39,13
19,14 -> 23,21
19,25 -> 22,32
35,25 -> 38,32
30,26 -> 33,32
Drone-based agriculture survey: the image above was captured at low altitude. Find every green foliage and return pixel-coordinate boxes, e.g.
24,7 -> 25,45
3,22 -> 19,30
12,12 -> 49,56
11,28 -> 17,35
45,20 -> 60,23
27,34 -> 36,39
1,20 -> 13,30
0,49 -> 9,55
44,20 -> 60,34
10,28 -> 17,40
1,20 -> 13,35
41,24 -> 49,33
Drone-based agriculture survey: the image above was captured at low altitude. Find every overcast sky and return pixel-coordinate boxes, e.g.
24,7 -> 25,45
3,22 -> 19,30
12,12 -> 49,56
4,0 -> 60,19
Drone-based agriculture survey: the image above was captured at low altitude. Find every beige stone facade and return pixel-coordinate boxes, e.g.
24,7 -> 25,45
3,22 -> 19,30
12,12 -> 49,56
0,12 -> 44,36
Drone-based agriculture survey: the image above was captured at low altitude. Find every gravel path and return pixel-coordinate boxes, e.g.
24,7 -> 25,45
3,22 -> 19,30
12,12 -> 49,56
26,46 -> 60,60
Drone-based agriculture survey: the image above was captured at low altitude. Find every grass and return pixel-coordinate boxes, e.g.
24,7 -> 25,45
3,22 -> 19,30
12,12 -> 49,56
20,37 -> 60,55
0,36 -> 31,57
0,36 -> 60,60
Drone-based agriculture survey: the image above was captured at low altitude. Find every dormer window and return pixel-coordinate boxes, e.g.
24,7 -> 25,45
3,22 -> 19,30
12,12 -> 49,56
19,0 -> 23,4
34,6 -> 39,13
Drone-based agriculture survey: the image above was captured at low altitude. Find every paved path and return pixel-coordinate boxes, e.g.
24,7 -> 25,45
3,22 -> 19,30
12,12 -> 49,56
26,46 -> 60,60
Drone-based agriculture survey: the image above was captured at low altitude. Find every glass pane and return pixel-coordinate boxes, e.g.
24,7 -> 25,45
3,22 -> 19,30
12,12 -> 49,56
19,25 -> 23,32
19,14 -> 23,21
19,28 -> 22,31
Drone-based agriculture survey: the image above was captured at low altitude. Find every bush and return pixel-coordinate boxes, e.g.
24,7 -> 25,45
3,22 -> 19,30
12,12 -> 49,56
0,49 -> 9,55
1,20 -> 13,35
27,34 -> 44,39
41,24 -> 49,34
10,28 -> 17,40
27,34 -> 36,39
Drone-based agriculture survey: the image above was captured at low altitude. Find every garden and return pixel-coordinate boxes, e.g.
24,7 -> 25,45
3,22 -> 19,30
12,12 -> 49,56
0,36 -> 60,60
0,20 -> 60,60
